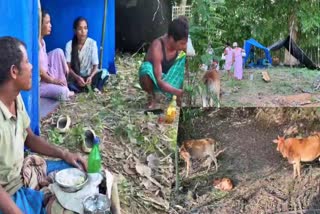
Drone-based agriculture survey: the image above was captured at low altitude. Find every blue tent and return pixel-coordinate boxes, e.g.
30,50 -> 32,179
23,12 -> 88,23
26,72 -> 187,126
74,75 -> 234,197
41,0 -> 116,74
243,38 -> 272,65
0,0 -> 40,134
0,0 -> 115,134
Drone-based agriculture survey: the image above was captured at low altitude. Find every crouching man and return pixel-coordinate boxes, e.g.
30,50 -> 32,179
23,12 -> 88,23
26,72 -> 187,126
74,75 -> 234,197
0,36 -> 86,214
138,16 -> 189,108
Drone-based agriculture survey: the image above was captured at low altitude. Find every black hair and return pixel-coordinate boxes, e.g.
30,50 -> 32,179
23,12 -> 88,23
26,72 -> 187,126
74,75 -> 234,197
178,15 -> 188,24
0,36 -> 26,85
226,42 -> 231,46
41,10 -> 49,24
71,17 -> 88,75
168,16 -> 189,41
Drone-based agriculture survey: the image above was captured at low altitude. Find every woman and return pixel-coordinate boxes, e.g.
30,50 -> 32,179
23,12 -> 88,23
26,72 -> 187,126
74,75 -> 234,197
223,42 -> 233,78
232,42 -> 245,80
39,11 -> 74,100
65,17 -> 109,93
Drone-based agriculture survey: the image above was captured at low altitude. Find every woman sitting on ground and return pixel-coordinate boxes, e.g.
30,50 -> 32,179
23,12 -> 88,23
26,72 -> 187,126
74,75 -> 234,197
39,10 -> 74,101
65,17 -> 109,93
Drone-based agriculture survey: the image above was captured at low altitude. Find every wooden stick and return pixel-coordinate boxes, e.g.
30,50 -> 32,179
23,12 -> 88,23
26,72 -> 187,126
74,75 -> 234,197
110,177 -> 121,214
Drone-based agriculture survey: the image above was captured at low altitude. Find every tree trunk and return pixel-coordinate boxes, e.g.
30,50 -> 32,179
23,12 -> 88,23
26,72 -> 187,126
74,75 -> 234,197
284,14 -> 299,66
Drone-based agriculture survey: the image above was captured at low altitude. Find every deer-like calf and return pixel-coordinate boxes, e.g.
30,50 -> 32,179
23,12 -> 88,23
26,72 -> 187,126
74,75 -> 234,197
273,133 -> 320,178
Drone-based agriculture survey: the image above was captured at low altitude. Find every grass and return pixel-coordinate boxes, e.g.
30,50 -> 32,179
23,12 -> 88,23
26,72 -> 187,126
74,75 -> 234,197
183,66 -> 320,107
211,189 -> 229,200
40,54 -> 180,214
220,67 -> 320,107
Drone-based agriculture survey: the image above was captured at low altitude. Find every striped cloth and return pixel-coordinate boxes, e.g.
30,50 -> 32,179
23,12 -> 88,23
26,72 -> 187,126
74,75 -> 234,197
139,52 -> 186,98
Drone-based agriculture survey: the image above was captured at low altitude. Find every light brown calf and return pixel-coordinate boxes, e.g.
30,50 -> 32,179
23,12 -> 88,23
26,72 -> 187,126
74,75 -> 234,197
273,133 -> 320,177
180,138 -> 224,177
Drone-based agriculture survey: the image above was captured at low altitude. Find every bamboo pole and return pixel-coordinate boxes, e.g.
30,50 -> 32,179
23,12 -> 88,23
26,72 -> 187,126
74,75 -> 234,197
99,0 -> 108,69
38,0 -> 41,42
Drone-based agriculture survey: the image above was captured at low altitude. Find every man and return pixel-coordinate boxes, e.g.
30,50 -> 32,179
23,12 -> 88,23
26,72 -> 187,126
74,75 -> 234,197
0,36 -> 86,213
139,16 -> 189,108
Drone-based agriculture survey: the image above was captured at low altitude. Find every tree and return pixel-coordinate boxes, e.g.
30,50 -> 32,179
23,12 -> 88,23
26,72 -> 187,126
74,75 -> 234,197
219,0 -> 320,63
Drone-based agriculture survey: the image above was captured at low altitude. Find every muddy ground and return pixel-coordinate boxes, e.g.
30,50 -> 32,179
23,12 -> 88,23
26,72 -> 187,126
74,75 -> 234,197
173,108 -> 320,214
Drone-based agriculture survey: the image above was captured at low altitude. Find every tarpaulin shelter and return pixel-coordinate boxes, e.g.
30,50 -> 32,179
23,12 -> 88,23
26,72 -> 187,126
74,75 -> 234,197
41,0 -> 116,73
243,38 -> 272,65
116,0 -> 172,52
0,0 -> 40,134
0,0 -> 115,134
268,36 -> 318,70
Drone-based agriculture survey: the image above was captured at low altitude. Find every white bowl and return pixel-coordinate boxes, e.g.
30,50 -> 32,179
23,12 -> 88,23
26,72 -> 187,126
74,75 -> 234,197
55,168 -> 88,192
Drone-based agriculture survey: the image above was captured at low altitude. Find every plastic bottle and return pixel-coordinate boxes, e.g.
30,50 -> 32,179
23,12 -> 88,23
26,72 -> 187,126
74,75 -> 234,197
87,136 -> 102,173
165,95 -> 177,124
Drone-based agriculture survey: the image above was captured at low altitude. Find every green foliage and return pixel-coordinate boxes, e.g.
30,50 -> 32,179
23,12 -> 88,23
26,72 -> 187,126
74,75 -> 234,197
180,108 -> 204,123
86,85 -> 94,97
141,135 -> 160,153
211,188 -> 229,200
189,0 -> 225,62
220,0 -> 320,49
110,91 -> 125,110
118,176 -> 133,202
185,0 -> 225,105
90,113 -> 105,136
185,0 -> 319,104
69,123 -> 85,146
48,129 -> 64,145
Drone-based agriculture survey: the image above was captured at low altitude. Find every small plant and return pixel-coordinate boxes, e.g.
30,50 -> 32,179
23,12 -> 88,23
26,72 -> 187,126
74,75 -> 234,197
110,91 -> 125,110
90,113 -> 105,136
180,108 -> 204,123
118,176 -> 133,203
47,129 -> 64,145
86,84 -> 95,99
69,123 -> 85,146
141,135 -> 159,154
211,188 -> 229,200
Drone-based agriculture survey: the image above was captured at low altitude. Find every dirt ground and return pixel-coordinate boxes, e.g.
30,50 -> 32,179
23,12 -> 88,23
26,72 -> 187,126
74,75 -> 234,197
173,108 -> 320,214
186,67 -> 320,107
40,55 -> 179,214
39,55 -> 320,213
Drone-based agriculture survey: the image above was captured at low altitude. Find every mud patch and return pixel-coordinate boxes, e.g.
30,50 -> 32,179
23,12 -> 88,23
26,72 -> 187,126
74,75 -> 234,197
172,108 -> 320,213
240,93 -> 320,107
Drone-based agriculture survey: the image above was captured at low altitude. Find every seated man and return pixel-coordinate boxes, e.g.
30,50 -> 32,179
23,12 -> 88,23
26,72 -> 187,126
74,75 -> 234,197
0,36 -> 86,214
139,16 -> 189,108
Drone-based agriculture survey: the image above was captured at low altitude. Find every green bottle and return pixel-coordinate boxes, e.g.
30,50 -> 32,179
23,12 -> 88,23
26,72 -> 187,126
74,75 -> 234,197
87,136 -> 102,173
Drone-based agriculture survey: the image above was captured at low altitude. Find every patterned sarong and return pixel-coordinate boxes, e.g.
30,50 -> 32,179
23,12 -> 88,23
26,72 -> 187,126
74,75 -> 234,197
139,52 -> 186,98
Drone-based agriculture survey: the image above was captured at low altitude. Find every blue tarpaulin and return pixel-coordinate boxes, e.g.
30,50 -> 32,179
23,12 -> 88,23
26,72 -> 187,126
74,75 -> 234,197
0,0 -> 40,134
41,0 -> 116,74
244,38 -> 272,65
0,0 -> 115,135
